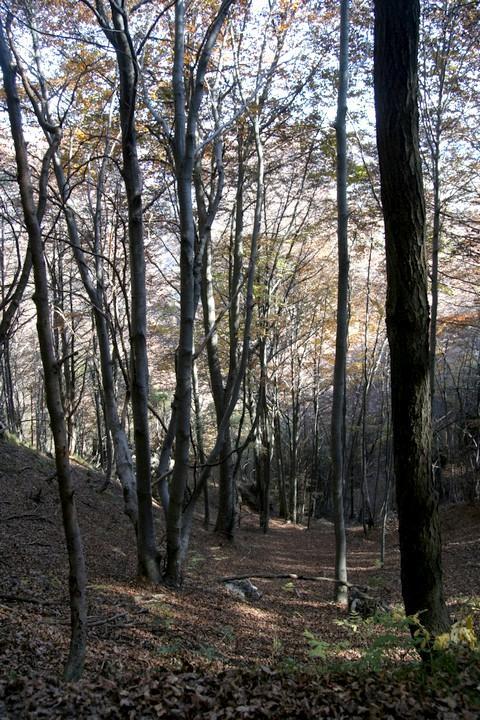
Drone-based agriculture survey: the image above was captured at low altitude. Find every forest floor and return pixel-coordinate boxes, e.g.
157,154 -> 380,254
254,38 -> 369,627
1,436 -> 480,718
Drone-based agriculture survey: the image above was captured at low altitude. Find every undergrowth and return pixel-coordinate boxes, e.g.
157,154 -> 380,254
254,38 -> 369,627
299,608 -> 480,704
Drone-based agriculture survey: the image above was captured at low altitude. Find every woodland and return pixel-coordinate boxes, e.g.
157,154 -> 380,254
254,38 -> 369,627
0,0 -> 479,717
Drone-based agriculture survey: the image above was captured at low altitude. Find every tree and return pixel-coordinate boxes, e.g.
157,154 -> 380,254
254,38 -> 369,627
164,0 -> 236,585
330,0 -> 349,606
0,13 -> 87,681
373,0 -> 450,635
83,0 -> 161,582
419,0 -> 480,407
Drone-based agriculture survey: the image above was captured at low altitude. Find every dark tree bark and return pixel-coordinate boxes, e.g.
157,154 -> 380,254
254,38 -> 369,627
165,0 -> 236,586
92,0 -> 160,582
191,358 -> 209,527
253,331 -> 274,533
0,247 -> 32,354
194,115 -> 235,539
200,231 -> 236,538
373,0 -> 450,634
0,136 -> 52,354
0,15 -> 87,681
330,0 -> 349,606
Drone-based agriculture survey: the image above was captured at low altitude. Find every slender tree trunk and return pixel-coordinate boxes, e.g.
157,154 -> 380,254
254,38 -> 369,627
52,152 -> 138,529
102,3 -> 159,581
274,410 -> 288,519
256,350 -> 272,532
164,0 -> 237,584
0,248 -> 32,353
0,18 -> 87,680
166,0 -> 200,584
19,20 -> 141,535
361,241 -> 374,532
156,404 -> 175,515
330,0 -> 350,606
429,151 -> 441,406
192,358 -> 209,527
201,233 -> 235,537
423,4 -> 450,409
373,0 -> 450,635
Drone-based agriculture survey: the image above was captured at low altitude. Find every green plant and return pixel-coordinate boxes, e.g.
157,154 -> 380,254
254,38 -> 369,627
217,624 -> 235,643
307,611 -> 413,671
195,643 -> 222,661
303,629 -> 332,660
332,610 -> 478,673
272,636 -> 283,656
275,656 -> 304,674
156,641 -> 182,656
188,551 -> 204,568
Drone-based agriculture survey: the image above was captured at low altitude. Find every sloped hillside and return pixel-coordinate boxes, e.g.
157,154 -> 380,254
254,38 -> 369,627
1,437 -> 479,718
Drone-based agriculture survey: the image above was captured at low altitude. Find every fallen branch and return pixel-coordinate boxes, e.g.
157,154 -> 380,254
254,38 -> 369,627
1,514 -> 55,524
0,593 -> 53,606
219,573 -> 357,588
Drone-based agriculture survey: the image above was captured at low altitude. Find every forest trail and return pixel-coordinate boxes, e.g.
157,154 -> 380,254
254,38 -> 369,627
1,437 -> 479,718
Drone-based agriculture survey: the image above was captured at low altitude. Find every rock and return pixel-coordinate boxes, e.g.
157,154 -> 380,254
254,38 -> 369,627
224,579 -> 262,601
348,585 -> 390,618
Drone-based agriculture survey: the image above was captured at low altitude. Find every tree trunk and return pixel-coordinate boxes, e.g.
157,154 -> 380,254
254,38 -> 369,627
330,0 -> 350,606
373,0 -> 450,635
192,358 -> 209,527
274,408 -> 288,519
256,349 -> 273,533
0,18 -> 87,680
165,0 -> 236,585
102,3 -> 159,582
201,232 -> 235,538
50,150 -> 139,530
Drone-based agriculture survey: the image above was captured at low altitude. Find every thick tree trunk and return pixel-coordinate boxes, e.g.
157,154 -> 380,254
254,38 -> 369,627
0,19 -> 87,680
373,0 -> 450,634
330,0 -> 350,606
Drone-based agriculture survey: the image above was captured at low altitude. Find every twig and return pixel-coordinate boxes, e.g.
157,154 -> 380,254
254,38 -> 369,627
88,611 -> 129,627
45,610 -> 131,627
